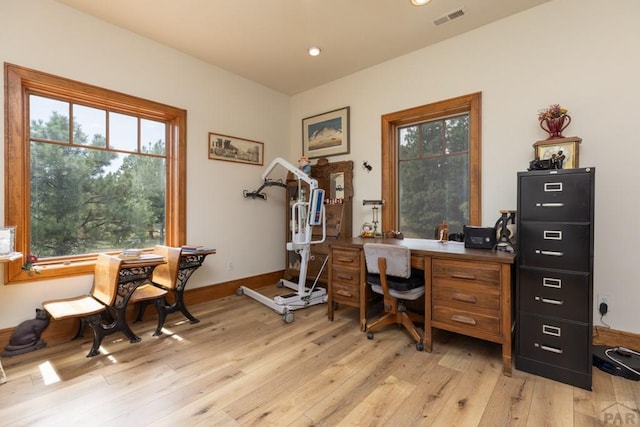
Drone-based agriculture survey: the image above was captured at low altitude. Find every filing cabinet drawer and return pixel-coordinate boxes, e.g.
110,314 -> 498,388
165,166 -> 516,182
433,284 -> 500,311
519,172 -> 593,222
518,268 -> 590,322
331,247 -> 360,269
517,312 -> 590,372
519,222 -> 591,271
432,259 -> 500,288
433,305 -> 501,336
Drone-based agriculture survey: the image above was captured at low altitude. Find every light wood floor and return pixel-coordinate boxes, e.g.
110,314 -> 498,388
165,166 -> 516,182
1,285 -> 638,426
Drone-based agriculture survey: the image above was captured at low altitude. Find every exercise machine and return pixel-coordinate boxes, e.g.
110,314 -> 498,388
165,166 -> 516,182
238,157 -> 327,323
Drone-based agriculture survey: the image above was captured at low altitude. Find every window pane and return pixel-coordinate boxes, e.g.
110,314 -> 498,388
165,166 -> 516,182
109,112 -> 138,152
30,141 -> 166,257
141,118 -> 166,154
398,112 -> 470,238
30,95 -> 70,142
74,104 -> 107,148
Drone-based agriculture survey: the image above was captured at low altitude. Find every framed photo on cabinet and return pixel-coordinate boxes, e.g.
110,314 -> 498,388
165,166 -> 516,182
533,136 -> 581,169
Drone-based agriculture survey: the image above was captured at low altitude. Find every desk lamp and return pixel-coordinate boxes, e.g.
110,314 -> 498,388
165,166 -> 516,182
362,200 -> 384,237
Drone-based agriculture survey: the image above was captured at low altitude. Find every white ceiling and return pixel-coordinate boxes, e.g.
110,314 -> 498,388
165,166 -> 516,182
54,0 -> 550,95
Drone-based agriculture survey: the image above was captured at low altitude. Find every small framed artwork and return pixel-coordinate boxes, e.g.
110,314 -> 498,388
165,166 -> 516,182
302,106 -> 350,159
533,136 -> 581,169
208,132 -> 264,166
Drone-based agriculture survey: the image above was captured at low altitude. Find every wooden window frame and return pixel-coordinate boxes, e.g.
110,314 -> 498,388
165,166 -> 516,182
4,63 -> 186,284
381,92 -> 481,232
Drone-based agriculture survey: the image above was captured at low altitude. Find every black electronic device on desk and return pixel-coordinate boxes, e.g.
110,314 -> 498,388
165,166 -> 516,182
463,225 -> 496,249
593,345 -> 640,381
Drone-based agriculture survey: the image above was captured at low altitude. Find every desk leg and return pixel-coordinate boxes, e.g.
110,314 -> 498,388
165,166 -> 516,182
501,263 -> 512,376
423,255 -> 433,352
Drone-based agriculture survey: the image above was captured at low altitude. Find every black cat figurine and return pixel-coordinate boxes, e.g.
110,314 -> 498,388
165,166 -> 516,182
2,308 -> 50,357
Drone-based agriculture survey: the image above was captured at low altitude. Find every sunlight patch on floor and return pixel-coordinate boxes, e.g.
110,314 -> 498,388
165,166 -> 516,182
39,361 -> 60,385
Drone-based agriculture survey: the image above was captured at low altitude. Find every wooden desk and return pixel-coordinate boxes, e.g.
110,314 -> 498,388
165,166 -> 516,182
328,237 -> 516,375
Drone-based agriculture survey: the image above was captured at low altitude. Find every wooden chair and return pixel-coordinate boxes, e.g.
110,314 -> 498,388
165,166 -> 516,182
133,245 -> 181,332
363,243 -> 425,351
42,254 -> 122,357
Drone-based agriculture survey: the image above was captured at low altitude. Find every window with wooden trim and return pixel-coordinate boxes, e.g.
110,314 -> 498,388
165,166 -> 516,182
4,63 -> 186,283
381,92 -> 481,238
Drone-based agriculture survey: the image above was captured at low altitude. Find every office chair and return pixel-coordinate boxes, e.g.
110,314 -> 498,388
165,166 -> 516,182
363,243 -> 425,351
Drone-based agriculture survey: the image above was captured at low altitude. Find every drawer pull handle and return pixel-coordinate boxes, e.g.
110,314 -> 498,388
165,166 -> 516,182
451,273 -> 476,280
535,343 -> 563,354
451,314 -> 477,325
544,182 -> 563,192
337,273 -> 353,280
543,277 -> 562,288
536,202 -> 565,208
535,296 -> 564,305
536,250 -> 564,257
452,293 -> 477,304
542,324 -> 561,337
543,230 -> 562,240
336,290 -> 353,297
337,257 -> 355,263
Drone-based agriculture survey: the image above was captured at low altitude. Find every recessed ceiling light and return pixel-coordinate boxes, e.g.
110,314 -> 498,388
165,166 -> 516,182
411,0 -> 431,5
308,47 -> 321,57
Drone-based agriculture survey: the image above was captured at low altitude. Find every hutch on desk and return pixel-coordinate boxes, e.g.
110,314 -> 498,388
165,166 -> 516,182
328,237 -> 516,375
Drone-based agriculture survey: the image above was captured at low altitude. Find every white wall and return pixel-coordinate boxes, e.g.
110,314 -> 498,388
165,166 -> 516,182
291,0 -> 640,333
0,0 -> 291,328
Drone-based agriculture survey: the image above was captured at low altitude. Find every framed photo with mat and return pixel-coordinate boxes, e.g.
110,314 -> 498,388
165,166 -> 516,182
533,136 -> 581,169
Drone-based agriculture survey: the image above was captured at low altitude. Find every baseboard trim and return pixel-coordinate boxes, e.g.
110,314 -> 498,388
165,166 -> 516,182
0,270 -> 284,349
593,325 -> 640,351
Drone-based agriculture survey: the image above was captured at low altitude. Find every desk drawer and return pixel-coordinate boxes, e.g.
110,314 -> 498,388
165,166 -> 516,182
433,285 -> 500,311
432,305 -> 501,335
432,259 -> 500,288
332,280 -> 360,306
331,247 -> 360,268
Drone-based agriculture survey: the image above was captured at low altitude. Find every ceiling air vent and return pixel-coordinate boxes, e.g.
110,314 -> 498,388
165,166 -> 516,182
433,7 -> 466,26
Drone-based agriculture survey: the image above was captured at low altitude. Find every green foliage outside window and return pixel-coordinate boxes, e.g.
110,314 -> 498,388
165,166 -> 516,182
29,99 -> 166,258
398,114 -> 469,238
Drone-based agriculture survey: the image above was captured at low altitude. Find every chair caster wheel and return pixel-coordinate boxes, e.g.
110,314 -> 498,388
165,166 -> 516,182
416,342 -> 425,351
282,311 -> 294,324
367,331 -> 374,340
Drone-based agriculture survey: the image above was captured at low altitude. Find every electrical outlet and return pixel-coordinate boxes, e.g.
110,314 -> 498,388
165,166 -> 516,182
227,261 -> 233,271
598,294 -> 609,314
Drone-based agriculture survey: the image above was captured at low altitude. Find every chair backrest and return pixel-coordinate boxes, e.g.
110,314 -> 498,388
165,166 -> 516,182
151,245 -> 181,289
363,243 -> 411,278
91,253 -> 123,306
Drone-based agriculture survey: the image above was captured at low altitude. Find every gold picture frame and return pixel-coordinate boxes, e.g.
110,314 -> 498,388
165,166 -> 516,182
533,136 -> 581,169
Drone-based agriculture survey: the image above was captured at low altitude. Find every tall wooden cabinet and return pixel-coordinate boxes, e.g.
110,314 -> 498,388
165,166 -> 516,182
515,167 -> 595,390
284,158 -> 353,286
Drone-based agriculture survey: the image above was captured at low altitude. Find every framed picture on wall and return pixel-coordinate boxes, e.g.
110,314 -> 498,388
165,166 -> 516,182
302,106 -> 350,159
208,132 -> 264,166
533,136 -> 581,169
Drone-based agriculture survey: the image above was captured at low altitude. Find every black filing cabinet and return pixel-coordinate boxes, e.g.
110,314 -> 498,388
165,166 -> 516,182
515,167 -> 595,390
